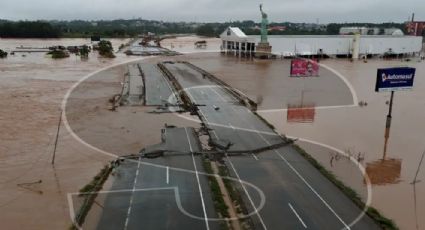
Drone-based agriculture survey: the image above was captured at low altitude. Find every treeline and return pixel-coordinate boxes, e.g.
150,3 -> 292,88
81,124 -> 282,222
0,19 -> 409,38
50,19 -> 197,38
196,21 -> 407,37
0,21 -> 61,38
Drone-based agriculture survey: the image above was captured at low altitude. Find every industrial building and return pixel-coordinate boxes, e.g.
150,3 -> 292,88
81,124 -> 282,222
406,21 -> 425,36
339,27 -> 404,36
220,27 -> 423,58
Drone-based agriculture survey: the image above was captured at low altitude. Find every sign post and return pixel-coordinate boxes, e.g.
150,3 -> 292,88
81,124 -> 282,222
383,91 -> 394,159
375,67 -> 416,159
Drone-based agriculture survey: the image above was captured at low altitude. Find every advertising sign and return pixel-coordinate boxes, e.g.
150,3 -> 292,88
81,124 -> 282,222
375,67 -> 416,92
290,59 -> 319,77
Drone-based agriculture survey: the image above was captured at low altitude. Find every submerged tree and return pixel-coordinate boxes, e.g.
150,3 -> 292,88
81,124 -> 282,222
0,49 -> 7,58
48,49 -> 70,59
97,40 -> 115,58
79,45 -> 90,59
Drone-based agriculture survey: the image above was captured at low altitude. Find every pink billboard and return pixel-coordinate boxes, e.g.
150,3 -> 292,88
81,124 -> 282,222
290,59 -> 319,77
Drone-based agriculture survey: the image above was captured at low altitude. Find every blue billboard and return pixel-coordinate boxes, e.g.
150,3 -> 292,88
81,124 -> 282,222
375,67 -> 416,92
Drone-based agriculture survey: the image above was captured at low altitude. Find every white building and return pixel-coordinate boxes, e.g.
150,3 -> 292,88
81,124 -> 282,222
339,27 -> 404,36
255,35 -> 422,57
339,27 -> 370,35
220,27 -> 256,53
220,27 -> 423,58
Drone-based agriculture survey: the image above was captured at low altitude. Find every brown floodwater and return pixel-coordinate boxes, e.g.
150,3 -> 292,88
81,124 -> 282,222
0,38 -> 139,229
174,52 -> 425,230
1,37 -> 424,230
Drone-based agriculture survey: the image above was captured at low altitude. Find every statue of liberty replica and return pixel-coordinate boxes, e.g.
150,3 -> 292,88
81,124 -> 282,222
255,4 -> 272,58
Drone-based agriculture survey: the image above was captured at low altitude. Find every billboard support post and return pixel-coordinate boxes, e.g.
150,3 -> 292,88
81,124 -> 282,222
386,91 -> 395,131
375,67 -> 415,160
383,91 -> 394,159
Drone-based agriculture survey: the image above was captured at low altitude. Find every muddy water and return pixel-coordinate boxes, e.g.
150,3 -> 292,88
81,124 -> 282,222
185,53 -> 425,230
0,38 -> 139,229
277,59 -> 425,230
158,37 -> 425,229
161,36 -> 222,53
65,62 -> 202,156
0,38 -> 211,229
1,36 -> 424,230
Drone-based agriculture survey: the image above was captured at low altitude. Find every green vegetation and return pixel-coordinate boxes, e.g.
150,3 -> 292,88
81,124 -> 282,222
196,24 -> 217,37
79,45 -> 90,59
48,49 -> 70,59
71,165 -> 112,229
201,158 -> 230,220
218,165 -> 255,230
292,144 -> 399,230
0,49 -> 7,58
0,19 -> 410,38
0,21 -> 60,38
97,40 -> 115,58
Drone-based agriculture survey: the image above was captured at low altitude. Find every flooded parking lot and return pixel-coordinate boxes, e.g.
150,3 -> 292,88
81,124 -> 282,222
204,56 -> 425,230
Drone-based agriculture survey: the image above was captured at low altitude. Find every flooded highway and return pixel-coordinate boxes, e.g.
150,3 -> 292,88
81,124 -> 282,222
1,37 -> 424,229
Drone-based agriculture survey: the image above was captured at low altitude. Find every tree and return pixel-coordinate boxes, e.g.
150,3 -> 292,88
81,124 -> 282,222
97,40 -> 115,58
0,49 -> 7,58
0,21 -> 61,38
196,24 -> 216,37
79,45 -> 90,59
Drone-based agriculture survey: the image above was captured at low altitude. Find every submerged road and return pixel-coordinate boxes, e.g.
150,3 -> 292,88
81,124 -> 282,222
97,127 -> 222,230
139,63 -> 178,106
163,62 -> 380,230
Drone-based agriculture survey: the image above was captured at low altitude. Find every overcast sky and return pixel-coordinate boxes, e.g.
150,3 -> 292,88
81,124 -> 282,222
0,0 -> 423,23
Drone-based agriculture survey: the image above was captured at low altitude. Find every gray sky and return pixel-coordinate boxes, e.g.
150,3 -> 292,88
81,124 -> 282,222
0,0 -> 423,23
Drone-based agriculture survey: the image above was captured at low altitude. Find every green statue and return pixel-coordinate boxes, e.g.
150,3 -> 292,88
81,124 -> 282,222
259,4 -> 268,43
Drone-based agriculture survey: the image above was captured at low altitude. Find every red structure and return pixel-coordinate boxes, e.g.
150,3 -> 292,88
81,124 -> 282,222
290,59 -> 319,77
406,21 -> 425,36
287,105 -> 316,123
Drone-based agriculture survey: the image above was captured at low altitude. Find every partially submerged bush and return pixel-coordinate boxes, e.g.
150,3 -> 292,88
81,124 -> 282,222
98,40 -> 115,58
79,45 -> 90,59
0,49 -> 8,58
48,49 -> 70,59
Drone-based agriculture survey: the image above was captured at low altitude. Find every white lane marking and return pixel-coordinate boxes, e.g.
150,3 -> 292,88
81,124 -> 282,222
228,123 -> 236,131
227,155 -> 267,230
209,86 -> 228,102
166,166 -> 169,184
157,64 -> 179,103
185,128 -> 210,230
185,90 -> 220,140
124,157 -> 142,230
288,203 -> 307,228
251,153 -> 259,161
184,79 -> 348,229
255,132 -> 351,230
318,62 -> 358,105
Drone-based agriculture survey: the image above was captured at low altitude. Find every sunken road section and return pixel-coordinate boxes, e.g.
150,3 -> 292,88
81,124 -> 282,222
96,127 -> 223,230
162,61 -> 380,230
88,60 -> 380,230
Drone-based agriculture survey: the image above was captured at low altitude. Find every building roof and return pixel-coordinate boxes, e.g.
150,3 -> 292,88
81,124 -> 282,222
230,27 -> 248,38
220,27 -> 255,42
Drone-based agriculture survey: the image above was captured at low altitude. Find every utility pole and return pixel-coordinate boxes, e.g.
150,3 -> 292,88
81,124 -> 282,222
51,109 -> 63,165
